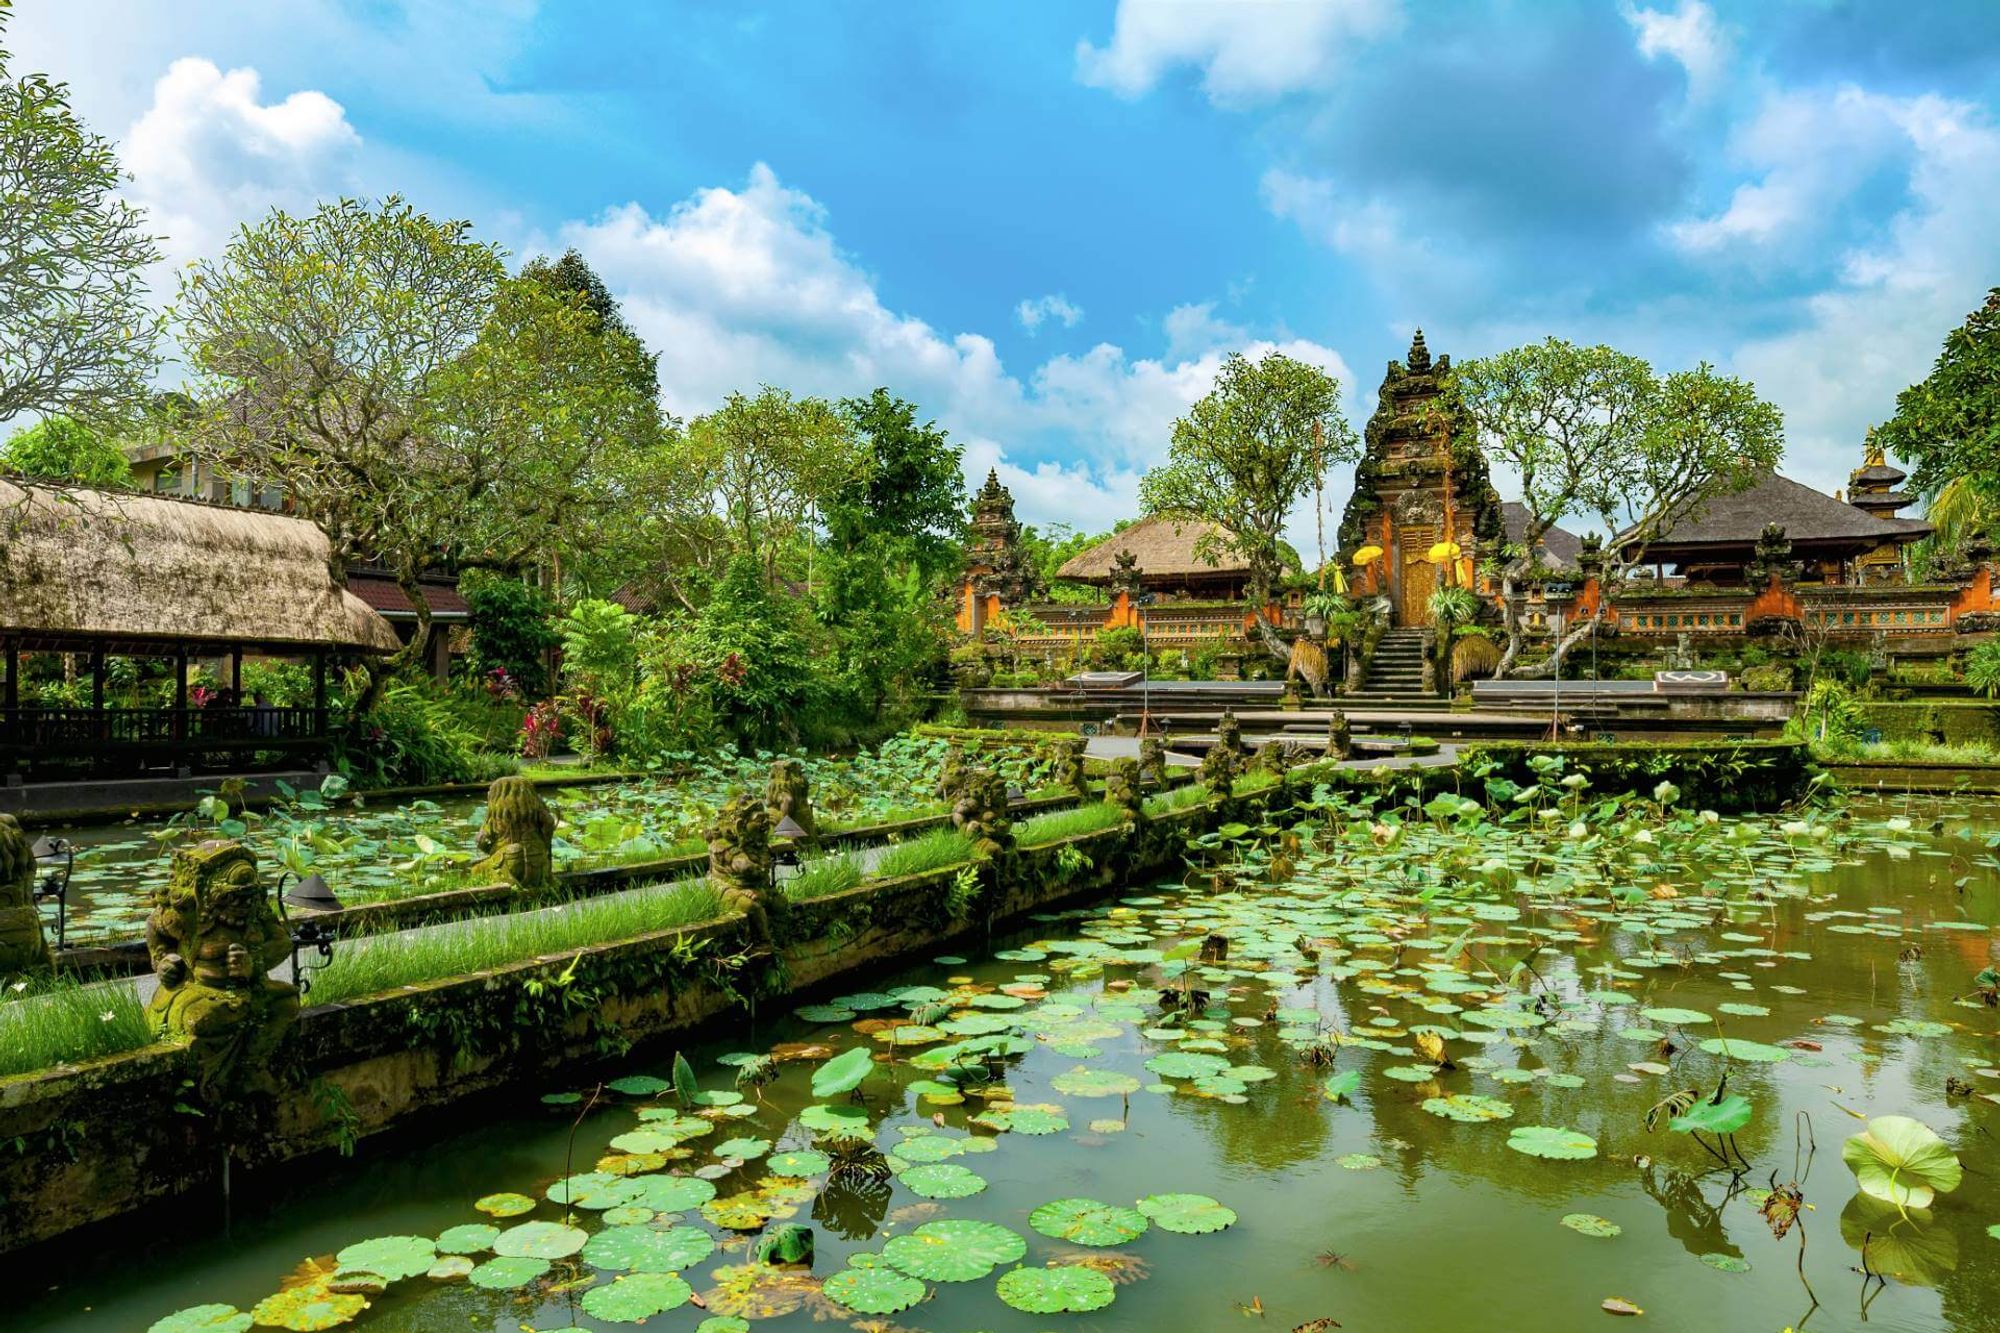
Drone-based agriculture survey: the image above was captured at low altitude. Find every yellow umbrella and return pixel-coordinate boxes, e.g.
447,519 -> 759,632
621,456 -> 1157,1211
1352,544 -> 1384,567
1427,540 -> 1463,565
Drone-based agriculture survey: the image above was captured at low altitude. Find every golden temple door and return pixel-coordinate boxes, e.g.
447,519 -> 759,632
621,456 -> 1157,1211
1396,555 -> 1435,627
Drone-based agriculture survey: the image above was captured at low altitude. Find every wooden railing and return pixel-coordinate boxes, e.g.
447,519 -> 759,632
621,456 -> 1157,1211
0,706 -> 329,752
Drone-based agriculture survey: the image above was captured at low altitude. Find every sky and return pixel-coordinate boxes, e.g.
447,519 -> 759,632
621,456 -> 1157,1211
12,0 -> 2000,553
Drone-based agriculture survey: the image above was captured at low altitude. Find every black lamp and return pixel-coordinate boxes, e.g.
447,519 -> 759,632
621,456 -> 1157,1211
772,814 -> 806,880
30,836 -> 73,951
275,869 -> 340,995
1005,784 -> 1026,809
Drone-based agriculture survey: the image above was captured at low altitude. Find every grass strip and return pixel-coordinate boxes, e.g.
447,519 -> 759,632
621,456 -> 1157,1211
1015,801 -> 1126,846
0,972 -> 152,1078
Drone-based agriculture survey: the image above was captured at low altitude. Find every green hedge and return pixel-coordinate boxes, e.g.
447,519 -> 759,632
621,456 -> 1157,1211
1449,740 -> 1817,813
914,723 -> 1072,750
1856,702 -> 2000,747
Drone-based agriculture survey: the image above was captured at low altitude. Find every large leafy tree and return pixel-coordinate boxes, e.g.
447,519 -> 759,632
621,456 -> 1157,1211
0,415 -> 131,485
1451,339 -> 1655,674
1876,288 -> 2000,502
0,9 -> 161,426
827,388 -> 964,575
520,247 -> 659,403
687,385 -> 863,583
179,197 -> 658,686
1139,350 -> 1357,606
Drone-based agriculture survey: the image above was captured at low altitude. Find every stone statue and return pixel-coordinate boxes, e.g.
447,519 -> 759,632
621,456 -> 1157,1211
472,775 -> 557,889
708,794 -> 784,943
143,840 -> 300,1097
1199,743 -> 1235,799
765,758 -> 816,845
1215,709 -> 1245,760
1326,709 -> 1352,761
1053,737 -> 1089,798
1255,740 -> 1292,777
0,815 -> 51,974
947,766 -> 1013,860
937,743 -> 968,799
1138,735 -> 1168,789
1105,757 -> 1144,821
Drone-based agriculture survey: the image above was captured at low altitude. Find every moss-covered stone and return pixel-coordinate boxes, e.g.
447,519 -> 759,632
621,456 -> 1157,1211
471,776 -> 556,889
0,814 -> 51,974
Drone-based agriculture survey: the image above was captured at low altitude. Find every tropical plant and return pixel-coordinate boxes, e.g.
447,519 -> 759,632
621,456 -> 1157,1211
1842,1115 -> 1962,1211
462,573 -> 559,696
1964,639 -> 2000,699
0,415 -> 131,485
1876,288 -> 2000,504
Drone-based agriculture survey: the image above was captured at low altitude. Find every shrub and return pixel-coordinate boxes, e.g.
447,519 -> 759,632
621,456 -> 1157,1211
461,572 -> 558,695
338,680 -> 511,787
1965,640 -> 2000,698
1091,626 -> 1144,671
1740,663 -> 1795,692
1451,635 -> 1502,683
558,598 -> 639,697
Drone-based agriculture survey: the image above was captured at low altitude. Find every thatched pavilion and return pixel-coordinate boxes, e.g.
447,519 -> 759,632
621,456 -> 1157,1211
1055,515 -> 1255,601
0,478 -> 398,778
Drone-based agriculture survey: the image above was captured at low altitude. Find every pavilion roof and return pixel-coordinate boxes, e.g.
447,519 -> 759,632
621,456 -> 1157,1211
1625,472 -> 1932,556
0,476 -> 399,654
1055,514 -> 1251,583
1500,501 -> 1584,571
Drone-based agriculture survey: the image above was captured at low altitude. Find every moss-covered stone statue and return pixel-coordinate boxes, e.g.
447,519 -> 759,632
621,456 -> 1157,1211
1255,740 -> 1293,777
0,814 -> 51,974
948,765 -> 1014,859
472,775 -> 557,889
1138,735 -> 1168,789
1326,709 -> 1352,761
1053,736 -> 1089,798
1215,708 -> 1245,761
1105,757 -> 1144,822
764,758 -> 816,845
937,743 -> 968,800
143,840 -> 300,1097
1198,743 -> 1235,799
708,794 -> 785,943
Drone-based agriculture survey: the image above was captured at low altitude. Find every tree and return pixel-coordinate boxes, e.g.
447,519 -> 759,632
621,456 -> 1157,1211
179,197 -> 658,688
1451,339 -> 1654,674
827,388 -> 964,577
1876,288 -> 2000,503
1139,351 -> 1358,606
687,386 -> 863,584
0,10 -> 161,426
0,415 -> 130,485
520,247 -> 659,402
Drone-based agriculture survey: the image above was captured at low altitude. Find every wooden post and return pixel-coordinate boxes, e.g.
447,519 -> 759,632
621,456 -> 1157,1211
230,649 -> 242,696
311,652 -> 328,733
173,653 -> 187,744
3,640 -> 15,753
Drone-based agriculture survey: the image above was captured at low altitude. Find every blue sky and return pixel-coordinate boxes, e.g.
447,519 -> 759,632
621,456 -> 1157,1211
15,0 -> 2000,547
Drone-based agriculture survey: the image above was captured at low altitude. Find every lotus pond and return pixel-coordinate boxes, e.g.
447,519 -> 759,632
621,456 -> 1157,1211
14,790 -> 2000,1333
38,737 -> 1050,947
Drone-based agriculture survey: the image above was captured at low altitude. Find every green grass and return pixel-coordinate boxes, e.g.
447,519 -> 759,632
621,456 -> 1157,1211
785,852 -> 865,901
1015,802 -> 1127,846
305,875 -> 726,1006
1235,769 -> 1280,793
874,828 -> 976,880
1837,738 -> 2000,764
0,972 -> 153,1078
1143,783 -> 1211,817
820,801 -> 948,834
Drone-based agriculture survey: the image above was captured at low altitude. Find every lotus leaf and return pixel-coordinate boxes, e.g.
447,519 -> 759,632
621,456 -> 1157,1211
1640,1007 -> 1711,1026
1669,1094 -> 1752,1136
629,1174 -> 717,1214
583,1224 -> 714,1273
1506,1125 -> 1598,1160
996,1263 -> 1116,1313
822,1261 -> 926,1314
493,1221 -> 588,1259
1421,1093 -> 1514,1123
1697,1037 -> 1789,1063
1560,1213 -> 1621,1238
149,1305 -> 252,1333
467,1256 -> 548,1290
333,1236 -> 434,1282
1698,1253 -> 1750,1273
702,1193 -> 776,1230
899,1163 -> 987,1198
810,1047 -> 876,1099
546,1171 -> 645,1209
580,1272 -> 693,1323
714,1137 -> 771,1160
972,1105 -> 1069,1134
883,1219 -> 1027,1281
1321,1071 -> 1361,1102
473,1192 -> 537,1218
1336,1153 -> 1381,1170
1030,1198 -> 1150,1246
1136,1192 -> 1236,1234
434,1224 -> 499,1255
1842,1115 -> 1962,1208
425,1256 -> 474,1281
764,1144 -> 828,1176
248,1282 -> 369,1331
697,1318 -> 752,1333
890,1135 -> 965,1163
606,1074 -> 672,1097
1051,1066 -> 1142,1097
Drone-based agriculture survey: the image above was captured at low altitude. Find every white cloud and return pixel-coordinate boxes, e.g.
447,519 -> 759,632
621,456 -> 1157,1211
1075,0 -> 1401,105
1622,1 -> 1730,103
1666,86 -> 1917,255
1161,302 -> 1247,362
1016,293 -> 1085,332
557,163 -> 1355,534
1726,93 -> 2000,490
124,58 -> 360,272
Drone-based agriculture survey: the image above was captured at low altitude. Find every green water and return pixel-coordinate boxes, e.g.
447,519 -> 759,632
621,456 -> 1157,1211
7,796 -> 1999,1332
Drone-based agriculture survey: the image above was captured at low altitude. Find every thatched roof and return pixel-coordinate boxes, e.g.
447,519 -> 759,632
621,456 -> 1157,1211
1056,514 -> 1250,583
0,477 -> 399,653
1629,472 -> 1932,556
1500,501 -> 1584,571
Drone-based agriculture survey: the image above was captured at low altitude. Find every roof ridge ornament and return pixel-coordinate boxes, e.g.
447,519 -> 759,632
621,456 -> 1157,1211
1407,328 -> 1431,373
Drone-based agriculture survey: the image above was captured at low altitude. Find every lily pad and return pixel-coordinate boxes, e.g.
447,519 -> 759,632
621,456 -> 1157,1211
149,1306 -> 252,1333
1421,1093 -> 1514,1123
473,1192 -> 537,1218
1135,1191 -> 1236,1234
248,1283 -> 369,1331
1506,1125 -> 1599,1160
1842,1115 -> 1962,1209
492,1221 -> 588,1260
996,1263 -> 1116,1314
1030,1197 -> 1150,1246
1561,1213 -> 1621,1238
883,1219 -> 1027,1281
629,1174 -> 717,1214
467,1256 -> 549,1289
333,1236 -> 434,1282
1697,1037 -> 1790,1063
1051,1067 -> 1142,1098
606,1074 -> 673,1097
579,1272 -> 693,1323
435,1224 -> 499,1255
582,1224 -> 714,1273
899,1163 -> 987,1198
810,1047 -> 876,1099
766,1149 -> 832,1177
822,1260 -> 926,1315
